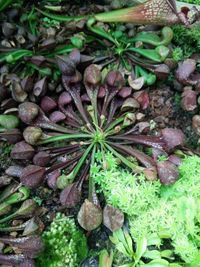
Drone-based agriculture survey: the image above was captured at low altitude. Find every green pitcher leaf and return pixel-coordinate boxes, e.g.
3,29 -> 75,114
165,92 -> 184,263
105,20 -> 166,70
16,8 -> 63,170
0,115 -> 19,129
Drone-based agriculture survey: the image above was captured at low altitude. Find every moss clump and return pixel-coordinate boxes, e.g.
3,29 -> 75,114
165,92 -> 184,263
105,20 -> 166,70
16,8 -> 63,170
92,153 -> 200,264
172,25 -> 200,58
36,213 -> 88,267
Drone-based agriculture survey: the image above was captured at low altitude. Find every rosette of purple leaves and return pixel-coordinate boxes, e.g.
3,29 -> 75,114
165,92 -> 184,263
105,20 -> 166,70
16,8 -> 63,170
4,50 -> 185,215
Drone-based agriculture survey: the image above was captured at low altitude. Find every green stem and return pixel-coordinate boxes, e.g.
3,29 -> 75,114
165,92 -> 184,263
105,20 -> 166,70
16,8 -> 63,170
38,133 -> 91,144
88,145 -> 96,202
105,143 -> 143,173
105,116 -> 125,135
36,8 -> 86,21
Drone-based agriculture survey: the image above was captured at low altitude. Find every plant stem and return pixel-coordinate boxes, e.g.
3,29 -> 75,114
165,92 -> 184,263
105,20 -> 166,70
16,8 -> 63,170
105,143 -> 143,172
38,133 -> 91,144
88,145 -> 96,202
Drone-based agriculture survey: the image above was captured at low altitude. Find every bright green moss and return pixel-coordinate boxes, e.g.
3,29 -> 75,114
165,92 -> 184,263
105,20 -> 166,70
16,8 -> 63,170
172,25 -> 200,58
92,153 -> 200,264
36,213 -> 88,267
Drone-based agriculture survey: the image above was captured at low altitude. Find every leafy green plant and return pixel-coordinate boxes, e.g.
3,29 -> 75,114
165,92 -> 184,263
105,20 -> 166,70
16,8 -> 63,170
92,153 -> 200,265
37,213 -> 88,267
109,228 -> 181,266
172,25 -> 200,58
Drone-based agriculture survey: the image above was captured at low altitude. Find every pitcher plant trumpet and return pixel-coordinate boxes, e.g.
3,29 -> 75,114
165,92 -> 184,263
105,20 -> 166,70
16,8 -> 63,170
38,0 -> 200,26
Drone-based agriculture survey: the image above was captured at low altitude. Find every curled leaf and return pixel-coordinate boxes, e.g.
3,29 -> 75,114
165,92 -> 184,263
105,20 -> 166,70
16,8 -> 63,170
175,59 -> 196,84
0,114 -> 19,129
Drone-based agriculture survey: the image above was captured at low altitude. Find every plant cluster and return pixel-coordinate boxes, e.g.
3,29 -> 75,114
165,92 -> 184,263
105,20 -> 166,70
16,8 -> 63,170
92,153 -> 200,265
36,212 -> 88,267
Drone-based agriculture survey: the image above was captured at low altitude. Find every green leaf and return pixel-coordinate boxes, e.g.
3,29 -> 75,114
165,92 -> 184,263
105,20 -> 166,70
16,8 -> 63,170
0,115 -> 19,129
70,36 -> 84,49
135,236 -> 147,262
160,250 -> 173,259
169,264 -> 182,267
139,258 -> 169,267
143,250 -> 161,260
99,249 -> 113,267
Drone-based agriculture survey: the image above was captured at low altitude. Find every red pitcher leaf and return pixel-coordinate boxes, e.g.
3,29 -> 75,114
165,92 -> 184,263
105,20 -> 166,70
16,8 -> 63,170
33,151 -> 51,167
60,183 -> 81,207
11,141 -> 35,160
78,199 -> 103,231
161,128 -> 185,151
154,64 -> 170,80
103,205 -> 124,232
40,96 -> 57,113
49,111 -> 66,123
168,155 -> 182,166
46,169 -> 61,190
118,87 -> 132,98
18,102 -> 39,124
20,165 -> 46,188
175,59 -> 196,84
134,90 -> 150,110
157,160 -> 179,185
181,87 -> 197,111
0,128 -> 22,144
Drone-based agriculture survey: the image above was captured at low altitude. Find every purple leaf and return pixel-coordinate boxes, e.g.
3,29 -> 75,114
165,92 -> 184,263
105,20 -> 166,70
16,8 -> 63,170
6,165 -> 23,178
20,165 -> 46,188
60,183 -> 81,207
118,86 -> 132,98
40,96 -> 57,113
21,76 -> 34,93
11,141 -> 35,160
154,64 -> 170,80
161,128 -> 185,150
0,254 -> 25,265
69,49 -> 81,65
0,236 -> 43,257
181,87 -> 197,111
18,102 -> 39,124
175,59 -> 196,84
33,77 -> 47,97
0,128 -> 22,144
133,90 -> 150,110
46,169 -> 61,189
56,55 -> 76,75
103,205 -> 124,232
33,151 -> 51,167
49,111 -> 66,123
157,160 -> 179,185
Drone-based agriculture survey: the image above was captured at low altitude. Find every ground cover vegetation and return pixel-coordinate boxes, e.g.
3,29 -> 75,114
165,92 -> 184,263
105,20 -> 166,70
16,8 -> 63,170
0,0 -> 200,266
